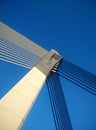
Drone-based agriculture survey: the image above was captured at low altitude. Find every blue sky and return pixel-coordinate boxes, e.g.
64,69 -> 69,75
0,0 -> 96,130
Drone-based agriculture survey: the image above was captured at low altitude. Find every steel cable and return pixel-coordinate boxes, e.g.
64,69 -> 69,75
47,73 -> 73,130
56,60 -> 96,95
0,37 -> 41,69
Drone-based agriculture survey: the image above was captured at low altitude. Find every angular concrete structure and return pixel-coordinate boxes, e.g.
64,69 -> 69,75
0,22 -> 62,130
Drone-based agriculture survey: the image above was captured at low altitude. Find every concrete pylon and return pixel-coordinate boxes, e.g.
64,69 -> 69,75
0,50 -> 62,130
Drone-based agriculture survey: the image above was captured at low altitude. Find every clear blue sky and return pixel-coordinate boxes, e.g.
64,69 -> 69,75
0,0 -> 96,130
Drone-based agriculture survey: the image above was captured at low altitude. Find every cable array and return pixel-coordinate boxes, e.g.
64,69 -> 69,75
56,59 -> 96,95
0,37 -> 41,69
46,73 -> 72,130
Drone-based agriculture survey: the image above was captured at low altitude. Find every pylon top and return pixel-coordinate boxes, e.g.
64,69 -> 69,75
36,49 -> 63,76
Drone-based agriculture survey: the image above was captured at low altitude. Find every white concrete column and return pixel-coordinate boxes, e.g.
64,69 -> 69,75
0,67 -> 46,130
0,49 -> 62,130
